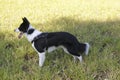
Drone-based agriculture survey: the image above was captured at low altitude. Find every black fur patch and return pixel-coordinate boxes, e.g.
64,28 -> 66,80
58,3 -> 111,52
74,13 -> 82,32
18,17 -> 30,33
33,32 -> 87,56
27,29 -> 35,34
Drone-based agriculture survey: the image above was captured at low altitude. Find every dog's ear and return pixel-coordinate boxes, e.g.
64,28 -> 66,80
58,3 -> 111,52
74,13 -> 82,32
22,17 -> 29,23
22,17 -> 24,21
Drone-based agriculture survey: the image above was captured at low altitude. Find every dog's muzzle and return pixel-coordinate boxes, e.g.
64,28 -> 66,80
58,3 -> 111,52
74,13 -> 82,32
14,28 -> 23,39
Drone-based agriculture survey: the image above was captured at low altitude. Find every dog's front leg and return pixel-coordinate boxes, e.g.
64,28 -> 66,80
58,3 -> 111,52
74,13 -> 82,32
38,52 -> 46,67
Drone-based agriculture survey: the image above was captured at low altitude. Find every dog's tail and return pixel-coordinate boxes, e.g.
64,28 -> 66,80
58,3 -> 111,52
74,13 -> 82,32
84,43 -> 90,55
79,43 -> 90,55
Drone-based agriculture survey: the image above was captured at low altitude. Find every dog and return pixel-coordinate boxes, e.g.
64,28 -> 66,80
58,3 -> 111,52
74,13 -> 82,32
14,17 -> 90,67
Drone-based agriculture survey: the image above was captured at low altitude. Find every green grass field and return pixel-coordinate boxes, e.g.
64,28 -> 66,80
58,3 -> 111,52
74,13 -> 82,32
0,0 -> 120,80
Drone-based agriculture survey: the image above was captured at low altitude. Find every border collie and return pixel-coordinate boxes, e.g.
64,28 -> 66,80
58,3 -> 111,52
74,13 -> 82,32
14,17 -> 90,67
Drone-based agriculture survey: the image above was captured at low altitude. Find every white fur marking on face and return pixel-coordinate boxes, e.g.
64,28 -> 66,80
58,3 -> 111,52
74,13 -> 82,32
15,28 -> 20,32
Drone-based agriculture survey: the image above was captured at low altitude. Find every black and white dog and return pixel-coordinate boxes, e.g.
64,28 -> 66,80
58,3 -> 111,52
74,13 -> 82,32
14,17 -> 90,67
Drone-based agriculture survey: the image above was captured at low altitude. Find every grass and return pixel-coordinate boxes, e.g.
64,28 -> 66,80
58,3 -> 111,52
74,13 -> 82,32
0,0 -> 120,80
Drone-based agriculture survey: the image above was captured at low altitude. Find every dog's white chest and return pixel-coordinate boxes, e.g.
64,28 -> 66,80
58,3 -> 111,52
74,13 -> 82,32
25,30 -> 41,42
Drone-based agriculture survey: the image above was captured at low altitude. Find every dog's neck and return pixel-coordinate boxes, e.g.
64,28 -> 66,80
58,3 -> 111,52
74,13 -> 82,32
25,25 -> 42,42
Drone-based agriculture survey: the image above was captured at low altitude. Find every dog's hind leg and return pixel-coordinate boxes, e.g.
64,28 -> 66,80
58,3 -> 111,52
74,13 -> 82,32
72,55 -> 83,63
38,52 -> 46,67
65,46 -> 82,62
77,56 -> 83,62
73,56 -> 78,63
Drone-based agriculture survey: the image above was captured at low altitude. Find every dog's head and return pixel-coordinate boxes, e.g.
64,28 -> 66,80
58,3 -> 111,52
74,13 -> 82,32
14,17 -> 30,39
